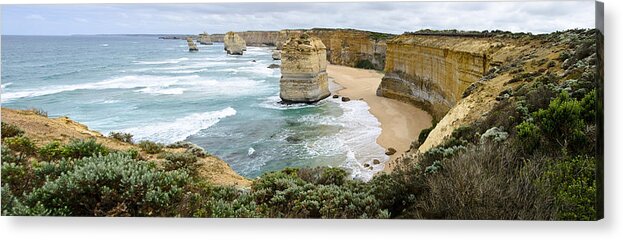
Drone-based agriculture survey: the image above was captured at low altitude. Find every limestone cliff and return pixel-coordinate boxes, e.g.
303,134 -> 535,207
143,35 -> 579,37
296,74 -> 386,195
211,31 -> 280,47
280,34 -> 330,103
378,35 -> 497,120
306,29 -> 390,71
223,32 -> 246,55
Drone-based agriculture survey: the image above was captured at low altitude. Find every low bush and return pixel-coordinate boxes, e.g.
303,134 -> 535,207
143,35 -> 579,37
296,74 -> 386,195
109,132 -> 134,144
138,140 -> 164,154
38,141 -> 64,161
355,59 -> 376,69
1,122 -> 24,139
23,153 -> 191,216
61,138 -> 109,159
160,151 -> 202,175
3,136 -> 37,162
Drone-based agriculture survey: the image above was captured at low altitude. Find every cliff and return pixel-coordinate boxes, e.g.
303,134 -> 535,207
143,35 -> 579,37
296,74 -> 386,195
280,34 -> 330,103
211,31 -> 280,47
378,35 -> 497,120
211,29 -> 393,70
1,108 -> 251,187
223,32 -> 246,55
198,32 -> 213,45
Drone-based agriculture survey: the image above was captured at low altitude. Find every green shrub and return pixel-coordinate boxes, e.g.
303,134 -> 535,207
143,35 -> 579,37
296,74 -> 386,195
3,136 -> 37,161
160,151 -> 202,175
1,122 -> 24,139
532,91 -> 585,150
516,121 -> 541,152
61,138 -> 109,159
38,141 -> 64,161
22,153 -> 191,216
540,155 -> 597,220
317,167 -> 347,186
355,59 -> 375,69
109,132 -> 134,144
138,140 -> 164,154
418,122 -> 437,144
580,89 -> 596,123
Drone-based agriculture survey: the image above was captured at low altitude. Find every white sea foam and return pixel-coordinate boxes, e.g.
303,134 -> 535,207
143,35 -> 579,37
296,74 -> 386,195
1,82 -> 12,90
302,98 -> 388,181
132,57 -> 189,65
123,107 -> 237,144
1,75 -> 200,102
248,147 -> 256,156
99,44 -> 109,47
135,87 -> 186,95
257,95 -> 323,110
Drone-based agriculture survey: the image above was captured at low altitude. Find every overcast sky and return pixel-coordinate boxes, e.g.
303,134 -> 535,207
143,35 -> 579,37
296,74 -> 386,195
1,1 -> 596,35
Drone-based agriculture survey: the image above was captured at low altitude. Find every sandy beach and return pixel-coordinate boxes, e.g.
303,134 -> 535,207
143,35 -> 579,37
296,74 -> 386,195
326,64 -> 433,171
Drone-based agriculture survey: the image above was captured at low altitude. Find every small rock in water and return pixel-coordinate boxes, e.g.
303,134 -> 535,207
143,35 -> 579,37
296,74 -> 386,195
267,64 -> 280,69
332,95 -> 340,98
341,96 -> 351,102
252,60 -> 256,62
385,148 -> 397,155
363,163 -> 370,168
373,159 -> 381,165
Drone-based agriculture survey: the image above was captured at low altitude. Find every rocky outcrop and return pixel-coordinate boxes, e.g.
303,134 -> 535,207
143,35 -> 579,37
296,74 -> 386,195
223,32 -> 246,55
377,35 -> 495,120
198,32 -> 213,45
272,50 -> 281,60
280,34 -> 330,103
187,37 -> 198,52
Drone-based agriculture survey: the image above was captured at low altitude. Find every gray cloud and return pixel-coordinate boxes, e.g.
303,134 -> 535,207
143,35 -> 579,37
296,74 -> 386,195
1,1 -> 596,35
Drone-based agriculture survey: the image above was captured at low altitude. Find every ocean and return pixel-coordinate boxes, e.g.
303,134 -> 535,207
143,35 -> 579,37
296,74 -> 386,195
0,35 -> 388,180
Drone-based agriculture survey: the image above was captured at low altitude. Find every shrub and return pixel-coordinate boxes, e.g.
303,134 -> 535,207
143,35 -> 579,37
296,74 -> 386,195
516,121 -> 541,152
317,167 -> 347,186
1,122 -> 24,139
3,136 -> 37,161
28,108 -> 48,117
355,59 -> 375,69
418,123 -> 436,144
532,91 -> 585,150
38,141 -> 64,161
167,141 -> 209,157
109,132 -> 134,144
22,153 -> 191,216
138,140 -> 164,154
540,155 -> 597,220
160,151 -> 202,175
61,138 -> 109,159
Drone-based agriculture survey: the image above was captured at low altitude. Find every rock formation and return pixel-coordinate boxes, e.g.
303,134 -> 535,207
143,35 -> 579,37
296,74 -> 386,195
186,37 -> 198,52
279,34 -> 330,103
211,31 -> 280,47
272,50 -> 281,60
307,29 -> 391,71
377,34 -> 495,120
198,32 -> 213,45
223,32 -> 247,55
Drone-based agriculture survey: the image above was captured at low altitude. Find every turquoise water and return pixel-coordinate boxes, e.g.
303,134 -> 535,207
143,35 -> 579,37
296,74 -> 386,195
1,35 -> 388,179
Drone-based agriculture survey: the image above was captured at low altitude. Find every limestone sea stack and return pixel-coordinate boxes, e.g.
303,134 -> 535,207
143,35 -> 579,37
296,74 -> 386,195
198,32 -> 213,45
272,50 -> 281,60
223,31 -> 247,55
187,37 -> 198,52
279,34 -> 330,103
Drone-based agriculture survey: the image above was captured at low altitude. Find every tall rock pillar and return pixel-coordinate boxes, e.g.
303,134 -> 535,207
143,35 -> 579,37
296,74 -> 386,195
279,34 -> 330,103
223,32 -> 247,55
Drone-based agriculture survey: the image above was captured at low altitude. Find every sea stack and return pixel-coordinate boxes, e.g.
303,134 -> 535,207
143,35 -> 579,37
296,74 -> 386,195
198,32 -> 213,45
187,37 -> 198,52
279,34 -> 330,103
223,31 -> 246,55
272,50 -> 281,60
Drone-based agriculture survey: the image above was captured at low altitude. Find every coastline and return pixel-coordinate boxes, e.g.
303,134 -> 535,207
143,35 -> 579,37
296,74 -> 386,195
326,64 -> 432,171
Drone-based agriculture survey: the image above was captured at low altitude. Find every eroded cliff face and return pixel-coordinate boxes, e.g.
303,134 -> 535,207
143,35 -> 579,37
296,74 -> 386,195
211,31 -> 280,47
308,29 -> 390,71
280,34 -> 330,103
212,29 -> 392,70
378,35 -> 497,120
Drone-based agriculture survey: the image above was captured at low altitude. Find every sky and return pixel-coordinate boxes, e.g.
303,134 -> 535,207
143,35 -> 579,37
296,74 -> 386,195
1,1 -> 596,35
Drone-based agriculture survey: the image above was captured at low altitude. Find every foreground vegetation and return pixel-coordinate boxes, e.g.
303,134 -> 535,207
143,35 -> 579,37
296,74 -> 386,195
1,29 -> 600,219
